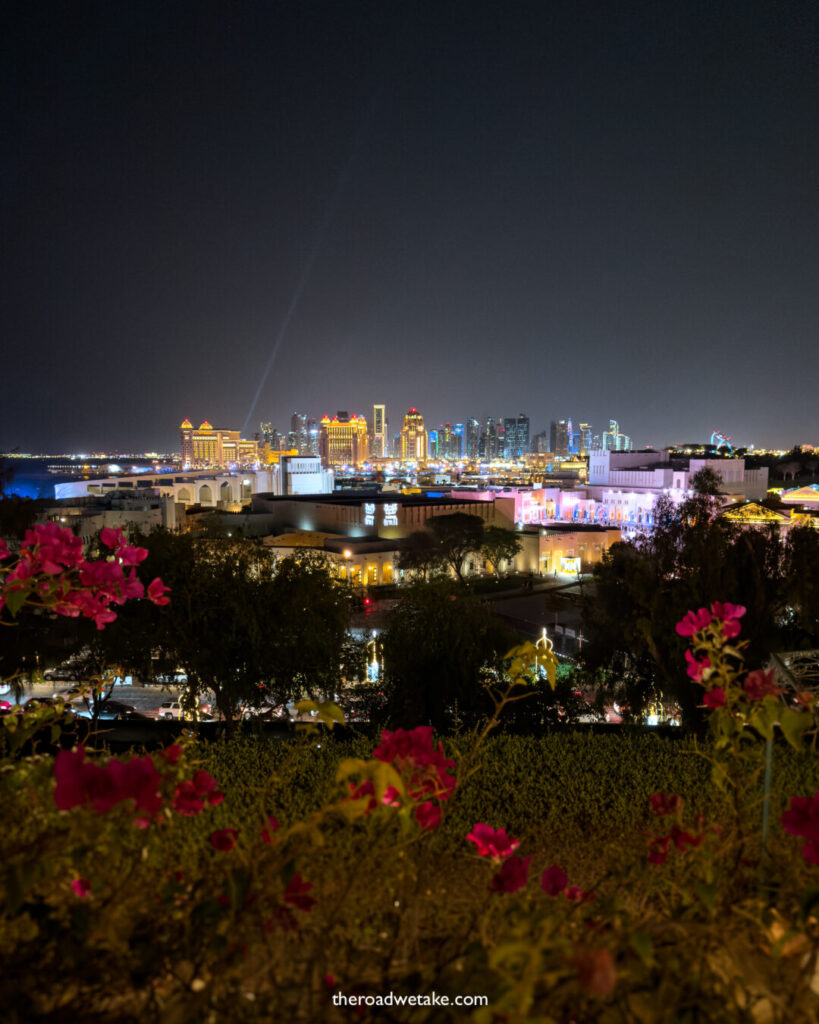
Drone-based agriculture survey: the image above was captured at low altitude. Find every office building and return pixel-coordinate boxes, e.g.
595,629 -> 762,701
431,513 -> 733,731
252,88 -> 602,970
503,414 -> 530,458
372,404 -> 388,458
319,412 -> 369,466
400,408 -> 428,461
180,419 -> 258,469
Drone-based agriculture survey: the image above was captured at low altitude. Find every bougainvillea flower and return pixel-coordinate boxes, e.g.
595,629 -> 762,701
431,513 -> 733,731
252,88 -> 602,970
570,946 -> 617,997
147,577 -> 171,605
710,601 -> 746,623
648,835 -> 670,865
466,823 -> 520,860
160,744 -> 182,765
743,669 -> 781,701
685,649 -> 711,682
100,526 -> 124,550
650,792 -> 683,817
565,885 -> 595,903
675,608 -> 713,637
284,873 -> 316,912
261,815 -> 280,844
541,865 -> 569,897
490,855 -> 531,893
210,828 -> 239,852
414,801 -> 441,830
373,726 -> 456,801
781,794 -> 819,846
703,687 -> 726,709
72,877 -> 92,897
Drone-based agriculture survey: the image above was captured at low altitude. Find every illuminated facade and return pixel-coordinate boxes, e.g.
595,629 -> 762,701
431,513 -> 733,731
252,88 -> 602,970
372,404 -> 387,458
400,408 -> 428,461
319,412 -> 369,466
180,419 -> 258,469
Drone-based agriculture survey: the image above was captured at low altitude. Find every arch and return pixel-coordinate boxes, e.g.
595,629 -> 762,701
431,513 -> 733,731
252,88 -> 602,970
241,481 -> 252,500
177,487 -> 192,504
198,484 -> 213,505
219,481 -> 233,503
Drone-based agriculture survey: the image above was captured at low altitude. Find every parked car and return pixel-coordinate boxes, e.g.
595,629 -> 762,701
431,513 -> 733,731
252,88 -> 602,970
156,700 -> 212,721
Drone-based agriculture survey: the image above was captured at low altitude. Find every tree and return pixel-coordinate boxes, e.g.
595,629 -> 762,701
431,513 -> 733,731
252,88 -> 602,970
581,490 -> 788,725
396,530 -> 446,581
426,513 -> 485,582
381,581 -> 520,729
480,526 -> 523,577
95,532 -> 353,722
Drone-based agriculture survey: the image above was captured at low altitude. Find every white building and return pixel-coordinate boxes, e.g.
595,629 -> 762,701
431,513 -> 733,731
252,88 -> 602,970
54,458 -> 334,509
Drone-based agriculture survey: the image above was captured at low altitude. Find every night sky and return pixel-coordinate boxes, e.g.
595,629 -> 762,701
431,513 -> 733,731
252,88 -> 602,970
2,1 -> 817,454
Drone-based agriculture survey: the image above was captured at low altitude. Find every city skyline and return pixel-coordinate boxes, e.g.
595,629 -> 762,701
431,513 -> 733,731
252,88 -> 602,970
2,2 -> 817,454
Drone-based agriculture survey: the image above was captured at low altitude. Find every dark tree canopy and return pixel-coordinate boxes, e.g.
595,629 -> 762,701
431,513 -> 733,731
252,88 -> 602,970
382,580 -> 520,729
581,489 -> 819,723
426,513 -> 486,581
481,525 -> 523,576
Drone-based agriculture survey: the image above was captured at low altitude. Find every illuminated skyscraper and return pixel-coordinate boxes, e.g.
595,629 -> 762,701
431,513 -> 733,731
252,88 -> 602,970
372,404 -> 387,458
319,412 -> 369,466
400,408 -> 428,461
466,418 -> 480,459
502,414 -> 530,457
289,413 -> 308,453
180,419 -> 258,469
550,419 -> 570,457
579,423 -> 594,454
602,419 -> 632,451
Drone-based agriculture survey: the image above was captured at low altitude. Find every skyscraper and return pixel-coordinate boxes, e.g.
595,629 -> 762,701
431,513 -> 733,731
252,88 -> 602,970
578,423 -> 594,454
502,414 -> 530,458
466,418 -> 480,459
372,404 -> 387,458
602,419 -> 632,451
400,408 -> 428,461
452,423 -> 465,459
289,413 -> 308,453
319,412 -> 369,466
550,419 -> 570,457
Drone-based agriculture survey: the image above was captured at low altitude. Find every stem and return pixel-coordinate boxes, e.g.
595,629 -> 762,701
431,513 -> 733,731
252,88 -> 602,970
759,733 -> 773,893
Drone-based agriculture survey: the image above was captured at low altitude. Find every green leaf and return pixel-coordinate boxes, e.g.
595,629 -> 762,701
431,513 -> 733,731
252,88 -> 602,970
694,881 -> 717,911
748,696 -> 780,741
779,708 -> 811,750
335,757 -> 368,784
3,587 -> 28,618
630,929 -> 653,965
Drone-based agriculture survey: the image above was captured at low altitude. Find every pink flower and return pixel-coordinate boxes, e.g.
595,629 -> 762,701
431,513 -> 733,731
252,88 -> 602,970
685,648 -> 711,682
414,801 -> 441,830
284,873 -> 316,912
703,687 -> 726,709
710,601 -> 746,623
373,727 -> 456,801
649,824 -> 703,864
210,828 -> 239,852
147,577 -> 171,605
675,608 -> 712,637
72,877 -> 92,897
261,815 -> 280,844
466,823 -> 520,860
541,864 -> 569,897
172,770 -> 223,816
650,792 -> 683,817
565,885 -> 595,903
100,526 -> 124,550
782,794 -> 819,865
160,744 -> 182,764
743,669 -> 781,701
118,544 -> 149,566
490,855 -> 531,893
